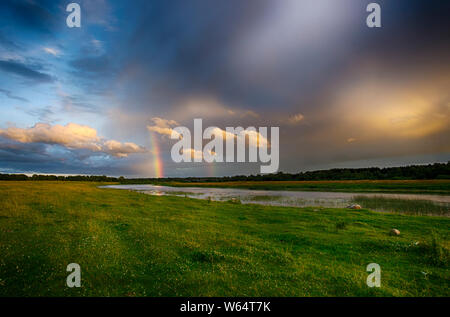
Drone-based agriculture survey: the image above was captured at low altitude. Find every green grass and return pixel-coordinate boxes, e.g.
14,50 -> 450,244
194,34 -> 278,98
0,181 -> 449,297
352,196 -> 450,216
154,180 -> 450,195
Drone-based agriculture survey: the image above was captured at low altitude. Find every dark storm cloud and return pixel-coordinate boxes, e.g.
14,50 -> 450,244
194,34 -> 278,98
0,139 -> 66,173
95,0 -> 449,176
0,60 -> 54,83
0,137 -> 143,176
0,0 -> 58,35
110,1 -> 352,114
0,140 -> 48,163
115,0 -> 449,111
1,0 -> 449,176
114,0 -> 272,110
0,141 -> 81,174
345,0 -> 450,72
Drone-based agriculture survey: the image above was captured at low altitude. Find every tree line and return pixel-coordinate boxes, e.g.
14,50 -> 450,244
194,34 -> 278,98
1,162 -> 448,183
0,174 -> 120,182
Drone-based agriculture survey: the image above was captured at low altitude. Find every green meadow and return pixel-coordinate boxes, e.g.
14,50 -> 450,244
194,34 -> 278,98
0,181 -> 448,296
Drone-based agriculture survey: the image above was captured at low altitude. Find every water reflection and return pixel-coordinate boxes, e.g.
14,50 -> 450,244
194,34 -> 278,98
101,184 -> 450,208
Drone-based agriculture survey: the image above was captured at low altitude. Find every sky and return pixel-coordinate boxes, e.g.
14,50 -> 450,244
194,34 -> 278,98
0,0 -> 449,177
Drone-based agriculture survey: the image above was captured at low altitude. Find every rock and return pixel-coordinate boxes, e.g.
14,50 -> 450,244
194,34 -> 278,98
390,228 -> 400,236
347,204 -> 362,209
230,197 -> 241,204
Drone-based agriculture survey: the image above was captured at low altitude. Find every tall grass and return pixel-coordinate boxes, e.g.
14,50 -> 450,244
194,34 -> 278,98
352,195 -> 450,216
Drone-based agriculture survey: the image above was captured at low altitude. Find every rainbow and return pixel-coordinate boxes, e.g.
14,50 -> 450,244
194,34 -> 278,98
149,132 -> 163,178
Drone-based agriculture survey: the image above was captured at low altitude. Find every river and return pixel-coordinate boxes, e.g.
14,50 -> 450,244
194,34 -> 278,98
101,184 -> 450,208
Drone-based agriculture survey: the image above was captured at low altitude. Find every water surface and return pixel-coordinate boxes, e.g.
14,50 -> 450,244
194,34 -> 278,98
101,184 -> 450,208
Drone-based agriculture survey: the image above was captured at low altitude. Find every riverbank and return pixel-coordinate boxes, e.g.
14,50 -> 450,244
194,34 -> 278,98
148,180 -> 450,195
104,184 -> 450,216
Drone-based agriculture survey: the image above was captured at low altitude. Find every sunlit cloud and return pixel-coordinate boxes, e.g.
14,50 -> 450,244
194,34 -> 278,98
43,47 -> 60,57
288,113 -> 304,124
0,123 -> 145,157
103,140 -> 145,158
182,148 -> 205,160
166,96 -> 261,123
149,121 -> 270,149
172,96 -> 237,121
333,72 -> 450,140
147,117 -> 180,138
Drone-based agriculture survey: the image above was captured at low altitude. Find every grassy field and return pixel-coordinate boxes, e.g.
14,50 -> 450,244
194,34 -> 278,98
154,180 -> 450,195
351,196 -> 449,216
0,181 -> 448,296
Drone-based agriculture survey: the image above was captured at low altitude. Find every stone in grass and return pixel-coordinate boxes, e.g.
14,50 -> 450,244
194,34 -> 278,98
390,228 -> 401,236
347,204 -> 362,209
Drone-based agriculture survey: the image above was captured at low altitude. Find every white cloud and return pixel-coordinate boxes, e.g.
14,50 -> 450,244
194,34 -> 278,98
211,127 -> 270,148
148,118 -> 270,149
0,123 -> 145,157
103,140 -> 145,158
147,117 -> 180,138
43,47 -> 61,57
181,148 -> 204,160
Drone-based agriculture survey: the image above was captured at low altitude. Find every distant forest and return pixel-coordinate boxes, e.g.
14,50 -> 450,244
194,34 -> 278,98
1,162 -> 449,182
